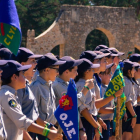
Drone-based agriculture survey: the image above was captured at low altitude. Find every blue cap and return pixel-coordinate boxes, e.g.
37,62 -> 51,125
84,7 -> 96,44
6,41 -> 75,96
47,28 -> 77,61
129,54 -> 140,62
109,48 -> 124,56
0,48 -> 12,60
94,45 -> 109,51
0,60 -> 8,69
106,63 -> 114,69
99,49 -> 113,56
77,58 -> 100,73
1,60 -> 31,80
94,51 -> 110,57
16,47 -> 43,63
59,56 -> 83,74
123,59 -> 138,70
80,51 -> 105,62
37,54 -> 66,71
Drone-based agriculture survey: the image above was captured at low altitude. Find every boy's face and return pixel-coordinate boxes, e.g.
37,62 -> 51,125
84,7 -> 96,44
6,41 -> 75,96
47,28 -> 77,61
113,56 -> 120,65
134,68 -> 140,79
67,66 -> 78,80
47,65 -> 59,81
15,71 -> 26,89
106,56 -> 113,64
93,57 -> 107,73
21,58 -> 37,80
99,57 -> 107,72
99,72 -> 112,85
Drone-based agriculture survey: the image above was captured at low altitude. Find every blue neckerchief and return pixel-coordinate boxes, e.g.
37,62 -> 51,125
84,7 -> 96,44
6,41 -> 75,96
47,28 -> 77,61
94,73 -> 102,98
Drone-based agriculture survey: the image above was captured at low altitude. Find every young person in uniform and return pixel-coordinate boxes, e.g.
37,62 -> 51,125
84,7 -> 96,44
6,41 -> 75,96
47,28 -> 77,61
122,60 -> 138,140
0,60 -> 63,140
129,54 -> 140,140
14,48 -> 58,140
75,58 -> 122,140
0,60 -> 9,140
53,56 -> 97,140
30,54 -> 66,140
99,65 -> 115,140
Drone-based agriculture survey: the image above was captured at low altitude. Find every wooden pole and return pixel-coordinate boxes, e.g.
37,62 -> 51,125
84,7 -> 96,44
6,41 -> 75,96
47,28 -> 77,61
57,125 -> 63,134
115,97 -> 121,140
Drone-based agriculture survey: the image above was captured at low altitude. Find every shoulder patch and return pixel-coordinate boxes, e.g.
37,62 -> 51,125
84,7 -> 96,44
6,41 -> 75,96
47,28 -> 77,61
61,91 -> 67,96
9,99 -> 17,108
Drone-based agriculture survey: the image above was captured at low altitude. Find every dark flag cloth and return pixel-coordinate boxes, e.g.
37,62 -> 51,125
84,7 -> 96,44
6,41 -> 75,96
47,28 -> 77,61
54,79 -> 79,140
0,0 -> 22,55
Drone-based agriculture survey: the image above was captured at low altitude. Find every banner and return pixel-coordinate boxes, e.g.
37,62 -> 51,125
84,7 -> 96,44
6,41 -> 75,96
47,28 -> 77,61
54,79 -> 79,140
0,0 -> 22,55
104,63 -> 126,131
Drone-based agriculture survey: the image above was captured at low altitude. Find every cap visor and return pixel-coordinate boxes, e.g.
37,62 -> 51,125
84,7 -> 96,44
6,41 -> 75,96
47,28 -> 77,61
91,64 -> 100,68
29,54 -> 43,59
118,52 -> 125,56
0,60 -> 8,66
53,60 -> 66,66
133,62 -> 139,67
73,59 -> 83,66
95,54 -> 107,59
106,63 -> 114,69
18,64 -> 32,71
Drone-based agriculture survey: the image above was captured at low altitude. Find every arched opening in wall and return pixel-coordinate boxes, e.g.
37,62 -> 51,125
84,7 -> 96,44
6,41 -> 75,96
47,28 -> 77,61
86,29 -> 109,50
85,28 -> 115,51
50,44 -> 65,58
51,45 -> 60,56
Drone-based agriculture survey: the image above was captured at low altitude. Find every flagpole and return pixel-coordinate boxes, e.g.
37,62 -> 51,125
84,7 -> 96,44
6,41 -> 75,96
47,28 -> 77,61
115,97 -> 121,140
57,125 -> 63,134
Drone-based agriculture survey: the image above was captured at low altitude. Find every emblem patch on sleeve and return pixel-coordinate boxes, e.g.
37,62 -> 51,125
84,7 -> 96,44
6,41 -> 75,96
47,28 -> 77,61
9,99 -> 17,108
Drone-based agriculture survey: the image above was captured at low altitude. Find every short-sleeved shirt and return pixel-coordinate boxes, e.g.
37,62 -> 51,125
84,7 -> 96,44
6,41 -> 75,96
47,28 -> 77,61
76,78 -> 98,116
30,76 -> 57,124
17,80 -> 39,121
100,84 -> 114,120
133,79 -> 140,106
0,85 -> 33,140
93,78 -> 101,100
0,106 -> 7,139
123,76 -> 137,106
53,77 -> 86,108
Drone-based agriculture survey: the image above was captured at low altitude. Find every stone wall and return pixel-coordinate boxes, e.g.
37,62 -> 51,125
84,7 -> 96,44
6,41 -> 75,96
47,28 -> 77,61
27,5 -> 140,59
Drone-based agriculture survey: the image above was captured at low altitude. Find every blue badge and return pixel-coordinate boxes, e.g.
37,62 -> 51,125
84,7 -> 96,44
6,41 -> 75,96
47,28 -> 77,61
9,99 -> 17,108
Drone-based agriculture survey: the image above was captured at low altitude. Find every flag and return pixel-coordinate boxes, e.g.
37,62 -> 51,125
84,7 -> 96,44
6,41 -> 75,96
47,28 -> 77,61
0,0 -> 22,55
54,79 -> 79,140
104,63 -> 126,131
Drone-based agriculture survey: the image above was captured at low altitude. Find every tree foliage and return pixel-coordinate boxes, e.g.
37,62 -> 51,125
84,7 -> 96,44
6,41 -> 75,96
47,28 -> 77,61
15,0 -> 140,51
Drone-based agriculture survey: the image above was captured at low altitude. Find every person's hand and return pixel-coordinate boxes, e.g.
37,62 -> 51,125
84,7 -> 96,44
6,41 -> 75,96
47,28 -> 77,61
85,79 -> 94,89
100,121 -> 107,130
114,88 -> 123,97
98,118 -> 107,130
131,117 -> 136,128
47,130 -> 63,140
124,112 -> 128,122
79,130 -> 87,140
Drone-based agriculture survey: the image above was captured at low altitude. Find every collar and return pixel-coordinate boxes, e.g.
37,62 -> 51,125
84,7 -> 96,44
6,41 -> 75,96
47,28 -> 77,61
101,83 -> 108,88
78,78 -> 86,82
37,76 -> 52,86
56,77 -> 69,85
1,85 -> 17,95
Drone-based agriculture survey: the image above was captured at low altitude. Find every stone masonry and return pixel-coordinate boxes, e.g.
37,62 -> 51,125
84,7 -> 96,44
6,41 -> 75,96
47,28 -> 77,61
26,5 -> 140,59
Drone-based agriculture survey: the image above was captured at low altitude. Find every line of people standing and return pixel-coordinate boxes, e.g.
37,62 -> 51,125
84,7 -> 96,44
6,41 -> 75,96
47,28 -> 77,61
0,44 -> 139,140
